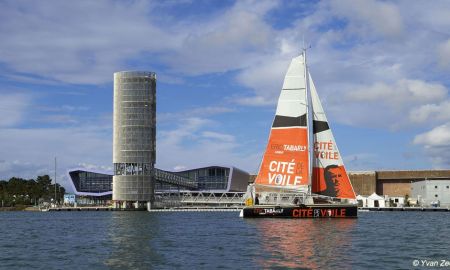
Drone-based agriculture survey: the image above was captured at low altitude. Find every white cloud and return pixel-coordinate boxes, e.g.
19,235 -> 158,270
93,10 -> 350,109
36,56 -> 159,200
414,123 -> 450,147
233,95 -> 275,107
0,125 -> 112,189
172,165 -> 187,171
76,163 -> 113,173
0,93 -> 31,127
37,114 -> 79,124
0,1 -> 177,84
156,116 -> 260,173
0,0 -> 283,86
409,100 -> 450,124
234,54 -> 293,106
201,131 -> 235,143
328,0 -> 403,38
326,79 -> 450,129
414,123 -> 450,168
158,106 -> 235,124
157,117 -> 213,146
345,80 -> 447,106
163,0 -> 278,75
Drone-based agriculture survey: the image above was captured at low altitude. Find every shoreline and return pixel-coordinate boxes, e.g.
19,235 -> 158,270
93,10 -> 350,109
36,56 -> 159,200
2,205 -> 449,212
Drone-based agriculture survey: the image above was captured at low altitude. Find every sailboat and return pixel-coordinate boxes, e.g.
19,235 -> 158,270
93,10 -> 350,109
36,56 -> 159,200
241,50 -> 357,218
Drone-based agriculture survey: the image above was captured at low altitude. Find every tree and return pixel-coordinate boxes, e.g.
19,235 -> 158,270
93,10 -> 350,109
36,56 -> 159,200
36,175 -> 52,200
0,175 -> 64,207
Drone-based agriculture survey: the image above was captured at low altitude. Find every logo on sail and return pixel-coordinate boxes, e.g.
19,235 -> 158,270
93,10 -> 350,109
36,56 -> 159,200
255,128 -> 309,188
268,160 -> 304,186
314,141 -> 339,160
284,145 -> 307,152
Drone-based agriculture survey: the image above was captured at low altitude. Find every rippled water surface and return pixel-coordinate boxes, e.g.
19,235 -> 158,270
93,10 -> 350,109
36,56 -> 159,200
0,211 -> 449,269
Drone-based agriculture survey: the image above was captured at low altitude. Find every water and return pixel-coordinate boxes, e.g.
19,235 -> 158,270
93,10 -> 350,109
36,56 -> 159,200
0,211 -> 449,269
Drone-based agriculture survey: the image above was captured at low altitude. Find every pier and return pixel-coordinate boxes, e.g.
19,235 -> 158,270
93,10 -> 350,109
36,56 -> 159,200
43,206 -> 243,212
148,207 -> 242,212
359,207 -> 450,212
46,207 -> 144,211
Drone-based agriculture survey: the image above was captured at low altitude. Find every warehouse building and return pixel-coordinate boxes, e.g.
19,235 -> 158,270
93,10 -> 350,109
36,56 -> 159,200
349,170 -> 450,197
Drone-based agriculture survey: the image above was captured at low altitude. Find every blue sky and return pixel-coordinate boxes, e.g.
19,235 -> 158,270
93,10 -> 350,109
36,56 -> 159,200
1,0 -> 450,191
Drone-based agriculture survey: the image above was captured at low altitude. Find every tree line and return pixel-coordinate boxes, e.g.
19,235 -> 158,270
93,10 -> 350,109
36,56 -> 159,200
0,175 -> 65,207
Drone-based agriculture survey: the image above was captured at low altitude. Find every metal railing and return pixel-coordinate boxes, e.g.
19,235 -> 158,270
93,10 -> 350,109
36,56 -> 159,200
153,191 -> 246,208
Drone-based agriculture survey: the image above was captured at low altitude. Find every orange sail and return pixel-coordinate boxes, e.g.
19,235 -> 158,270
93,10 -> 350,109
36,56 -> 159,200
254,54 -> 309,191
309,72 -> 356,199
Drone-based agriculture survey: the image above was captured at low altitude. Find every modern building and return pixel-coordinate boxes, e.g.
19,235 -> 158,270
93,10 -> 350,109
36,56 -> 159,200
170,166 -> 249,192
411,179 -> 450,207
68,166 -> 249,205
113,71 -> 156,208
68,169 -> 113,205
69,170 -> 112,196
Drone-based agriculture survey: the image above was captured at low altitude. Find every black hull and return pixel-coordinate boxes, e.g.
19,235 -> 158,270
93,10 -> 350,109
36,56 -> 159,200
241,204 -> 357,218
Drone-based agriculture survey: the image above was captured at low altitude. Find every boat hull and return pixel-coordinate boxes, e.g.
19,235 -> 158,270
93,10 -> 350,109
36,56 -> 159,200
241,204 -> 357,218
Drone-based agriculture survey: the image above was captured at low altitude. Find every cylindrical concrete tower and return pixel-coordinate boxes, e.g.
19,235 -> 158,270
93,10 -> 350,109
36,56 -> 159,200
113,71 -> 156,208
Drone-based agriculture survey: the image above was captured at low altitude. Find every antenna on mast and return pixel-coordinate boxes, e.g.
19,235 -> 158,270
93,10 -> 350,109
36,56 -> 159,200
301,35 -> 312,56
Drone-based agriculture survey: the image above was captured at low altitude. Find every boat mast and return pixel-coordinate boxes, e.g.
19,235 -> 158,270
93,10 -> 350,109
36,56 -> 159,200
54,157 -> 57,205
303,46 -> 313,195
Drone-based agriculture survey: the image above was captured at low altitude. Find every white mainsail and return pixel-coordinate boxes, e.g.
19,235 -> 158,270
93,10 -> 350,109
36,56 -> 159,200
254,53 -> 309,192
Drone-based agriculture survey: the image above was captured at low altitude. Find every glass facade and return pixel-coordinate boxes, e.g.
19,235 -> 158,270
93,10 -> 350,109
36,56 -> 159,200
114,163 -> 153,176
69,166 -> 249,197
69,170 -> 112,193
176,167 -> 230,190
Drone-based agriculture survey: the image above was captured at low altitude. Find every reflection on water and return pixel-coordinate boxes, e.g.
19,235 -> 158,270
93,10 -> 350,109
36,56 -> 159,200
104,212 -> 163,269
1,211 -> 450,269
251,218 -> 356,269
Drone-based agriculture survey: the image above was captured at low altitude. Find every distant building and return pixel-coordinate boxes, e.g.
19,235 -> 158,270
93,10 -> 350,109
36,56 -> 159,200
366,193 -> 386,208
68,170 -> 112,198
411,179 -> 450,207
349,170 -> 450,197
63,194 -> 76,205
348,171 -> 376,196
172,166 -> 249,192
68,166 -> 249,204
68,169 -> 113,205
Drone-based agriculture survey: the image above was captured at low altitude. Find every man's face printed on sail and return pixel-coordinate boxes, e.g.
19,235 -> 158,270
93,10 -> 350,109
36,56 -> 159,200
323,165 -> 343,196
328,167 -> 343,187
